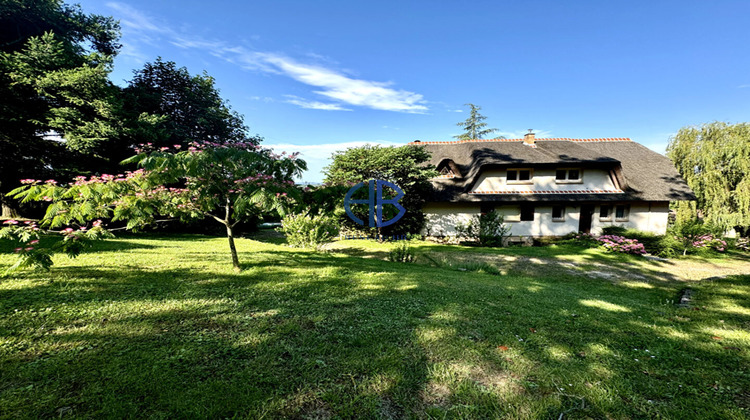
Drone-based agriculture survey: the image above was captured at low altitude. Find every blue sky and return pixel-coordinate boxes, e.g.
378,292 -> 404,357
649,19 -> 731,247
79,0 -> 750,182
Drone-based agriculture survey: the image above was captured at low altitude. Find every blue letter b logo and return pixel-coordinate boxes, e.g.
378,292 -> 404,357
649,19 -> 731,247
344,180 -> 406,227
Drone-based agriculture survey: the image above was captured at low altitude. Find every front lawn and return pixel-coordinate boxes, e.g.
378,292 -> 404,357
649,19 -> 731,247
0,235 -> 748,418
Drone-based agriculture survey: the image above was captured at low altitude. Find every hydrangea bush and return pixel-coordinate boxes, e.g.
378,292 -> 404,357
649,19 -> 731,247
596,235 -> 647,255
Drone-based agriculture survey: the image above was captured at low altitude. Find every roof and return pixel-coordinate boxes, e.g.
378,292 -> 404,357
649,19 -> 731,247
412,138 -> 695,203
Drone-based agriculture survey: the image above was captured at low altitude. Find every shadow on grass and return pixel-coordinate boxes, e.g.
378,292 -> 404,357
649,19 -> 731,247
0,238 -> 748,418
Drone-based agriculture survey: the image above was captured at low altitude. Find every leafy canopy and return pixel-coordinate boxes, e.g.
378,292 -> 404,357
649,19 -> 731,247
324,145 -> 437,235
667,122 -> 750,232
0,0 -> 120,209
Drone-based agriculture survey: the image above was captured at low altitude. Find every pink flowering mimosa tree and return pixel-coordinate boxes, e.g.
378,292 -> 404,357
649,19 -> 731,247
10,141 -> 306,271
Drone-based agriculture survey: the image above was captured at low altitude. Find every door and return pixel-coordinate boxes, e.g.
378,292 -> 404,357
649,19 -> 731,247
579,204 -> 594,233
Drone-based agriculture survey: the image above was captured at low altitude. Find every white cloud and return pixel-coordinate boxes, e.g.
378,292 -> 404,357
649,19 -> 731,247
284,95 -> 351,111
106,2 -> 428,113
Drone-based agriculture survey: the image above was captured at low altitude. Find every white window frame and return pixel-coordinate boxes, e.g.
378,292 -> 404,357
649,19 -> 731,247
555,168 -> 583,184
551,205 -> 565,222
599,205 -> 613,221
506,168 -> 534,185
615,204 -> 630,222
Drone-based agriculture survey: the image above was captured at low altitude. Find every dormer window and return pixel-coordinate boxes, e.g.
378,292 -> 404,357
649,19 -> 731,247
556,168 -> 582,183
436,159 -> 461,178
507,168 -> 533,184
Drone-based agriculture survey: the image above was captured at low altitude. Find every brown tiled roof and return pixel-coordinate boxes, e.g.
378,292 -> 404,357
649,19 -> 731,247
415,138 -> 695,203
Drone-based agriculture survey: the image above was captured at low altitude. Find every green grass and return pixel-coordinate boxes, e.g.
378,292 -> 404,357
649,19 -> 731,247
0,234 -> 749,419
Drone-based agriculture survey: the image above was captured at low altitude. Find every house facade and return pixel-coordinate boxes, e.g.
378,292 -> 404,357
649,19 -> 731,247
412,132 -> 695,238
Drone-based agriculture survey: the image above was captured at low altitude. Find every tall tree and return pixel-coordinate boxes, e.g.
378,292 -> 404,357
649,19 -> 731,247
324,145 -> 437,235
453,103 -> 501,140
667,122 -> 750,234
94,58 -> 258,172
0,0 -> 120,215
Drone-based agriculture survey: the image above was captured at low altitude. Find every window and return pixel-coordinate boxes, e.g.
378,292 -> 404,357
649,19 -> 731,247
552,205 -> 565,221
599,205 -> 612,220
615,204 -> 630,221
520,205 -> 535,221
502,206 -> 521,222
507,168 -> 533,184
555,168 -> 582,183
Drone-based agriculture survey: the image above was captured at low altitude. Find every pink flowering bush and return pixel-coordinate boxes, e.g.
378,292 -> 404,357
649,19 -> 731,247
0,219 -> 112,274
596,235 -> 647,255
689,234 -> 727,252
9,140 -> 305,271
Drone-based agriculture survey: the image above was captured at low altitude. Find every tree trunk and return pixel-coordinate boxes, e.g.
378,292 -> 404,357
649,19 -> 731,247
226,224 -> 241,272
1,197 -> 19,218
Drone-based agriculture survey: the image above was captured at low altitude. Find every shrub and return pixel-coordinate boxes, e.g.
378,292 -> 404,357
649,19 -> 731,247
388,242 -> 416,263
564,232 -> 599,247
278,212 -> 339,249
668,219 -> 726,255
455,210 -> 511,247
601,225 -> 628,236
596,235 -> 647,255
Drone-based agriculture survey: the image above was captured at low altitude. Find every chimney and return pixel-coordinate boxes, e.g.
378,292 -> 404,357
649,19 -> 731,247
523,129 -> 535,145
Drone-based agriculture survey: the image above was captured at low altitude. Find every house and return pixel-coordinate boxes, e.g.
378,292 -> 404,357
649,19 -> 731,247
411,132 -> 695,238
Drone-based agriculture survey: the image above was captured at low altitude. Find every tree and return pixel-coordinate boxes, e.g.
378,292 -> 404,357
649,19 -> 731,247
87,58 -> 258,175
324,145 -> 437,235
0,0 -> 120,215
11,141 -> 306,271
453,103 -> 501,140
667,122 -> 750,234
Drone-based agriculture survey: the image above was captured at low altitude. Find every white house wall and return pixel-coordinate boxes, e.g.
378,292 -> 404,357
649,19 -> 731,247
422,203 -> 480,236
591,202 -> 669,235
422,202 -> 670,237
471,168 -> 617,193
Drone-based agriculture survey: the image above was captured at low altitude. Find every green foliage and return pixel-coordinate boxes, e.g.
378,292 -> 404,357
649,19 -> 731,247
667,219 -> 724,256
668,122 -> 750,233
10,142 -> 306,270
296,184 -> 349,217
562,232 -> 600,247
455,210 -> 511,246
100,58 -> 257,170
324,145 -> 437,235
0,1 -> 121,207
278,212 -> 339,249
453,103 -> 502,140
0,219 -> 112,274
601,225 -> 628,236
388,241 -> 416,263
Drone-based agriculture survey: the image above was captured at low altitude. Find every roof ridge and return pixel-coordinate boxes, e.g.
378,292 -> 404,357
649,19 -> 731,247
409,138 -> 632,145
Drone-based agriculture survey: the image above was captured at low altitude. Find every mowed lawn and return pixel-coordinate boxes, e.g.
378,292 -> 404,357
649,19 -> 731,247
0,234 -> 749,419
